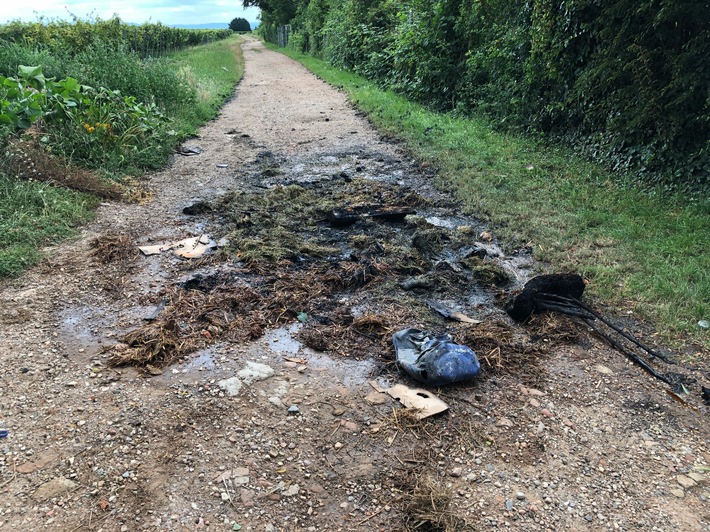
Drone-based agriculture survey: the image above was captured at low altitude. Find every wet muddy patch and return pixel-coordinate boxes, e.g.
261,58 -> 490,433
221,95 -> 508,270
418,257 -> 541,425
103,146 -> 578,392
159,321 -> 374,374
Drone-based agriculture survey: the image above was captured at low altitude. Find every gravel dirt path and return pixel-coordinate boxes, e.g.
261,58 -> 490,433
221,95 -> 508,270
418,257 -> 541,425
1,37 -> 709,532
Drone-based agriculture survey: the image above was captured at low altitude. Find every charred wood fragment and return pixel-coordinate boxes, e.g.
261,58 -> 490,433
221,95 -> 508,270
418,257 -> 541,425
505,273 -> 585,322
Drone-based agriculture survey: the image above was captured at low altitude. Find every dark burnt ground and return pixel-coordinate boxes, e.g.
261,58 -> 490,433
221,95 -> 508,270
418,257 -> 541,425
104,130 -> 574,388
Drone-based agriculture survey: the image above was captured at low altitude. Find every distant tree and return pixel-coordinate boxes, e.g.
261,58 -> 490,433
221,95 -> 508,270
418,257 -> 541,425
229,17 -> 251,32
242,0 -> 297,25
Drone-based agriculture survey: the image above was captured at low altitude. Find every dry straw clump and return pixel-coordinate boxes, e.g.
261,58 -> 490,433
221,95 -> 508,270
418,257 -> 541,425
401,473 -> 468,531
5,133 -> 129,200
107,260 -> 403,369
90,234 -> 135,264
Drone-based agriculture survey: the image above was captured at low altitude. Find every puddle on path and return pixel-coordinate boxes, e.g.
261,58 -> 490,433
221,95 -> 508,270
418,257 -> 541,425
58,306 -> 112,361
263,323 -> 302,355
261,323 -> 375,387
160,323 -> 375,390
301,351 -> 375,388
59,292 -> 374,392
59,304 -> 154,363
183,350 -> 217,371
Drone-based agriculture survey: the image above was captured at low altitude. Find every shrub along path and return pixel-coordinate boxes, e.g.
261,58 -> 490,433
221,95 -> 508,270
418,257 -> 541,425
0,37 -> 708,531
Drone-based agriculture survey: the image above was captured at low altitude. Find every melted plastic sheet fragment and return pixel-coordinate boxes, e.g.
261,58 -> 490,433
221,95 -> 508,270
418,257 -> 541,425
369,380 -> 448,419
392,328 -> 480,386
138,235 -> 217,259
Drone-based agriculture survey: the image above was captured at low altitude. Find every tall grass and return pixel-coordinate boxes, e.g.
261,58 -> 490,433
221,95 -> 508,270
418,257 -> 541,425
273,45 -> 710,350
165,36 -> 245,136
0,175 -> 97,277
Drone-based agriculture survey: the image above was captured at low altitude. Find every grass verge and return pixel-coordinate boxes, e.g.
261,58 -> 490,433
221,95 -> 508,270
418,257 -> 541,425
165,35 -> 245,136
0,175 -> 98,277
0,36 -> 245,279
271,44 -> 709,351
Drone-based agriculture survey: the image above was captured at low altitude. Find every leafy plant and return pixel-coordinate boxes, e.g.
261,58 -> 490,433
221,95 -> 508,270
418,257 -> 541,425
44,85 -> 172,170
0,66 -> 47,131
0,64 -> 172,173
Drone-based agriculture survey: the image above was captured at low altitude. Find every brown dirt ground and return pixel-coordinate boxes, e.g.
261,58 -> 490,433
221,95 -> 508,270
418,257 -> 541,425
1,37 -> 709,532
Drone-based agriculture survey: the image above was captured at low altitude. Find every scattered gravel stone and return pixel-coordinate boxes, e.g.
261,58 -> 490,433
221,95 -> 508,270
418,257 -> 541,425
283,484 -> 300,497
496,417 -> 515,428
269,396 -> 285,408
233,467 -> 250,485
218,377 -> 243,396
240,488 -> 255,507
677,475 -> 697,489
237,361 -> 274,384
33,477 -> 77,501
594,364 -> 614,375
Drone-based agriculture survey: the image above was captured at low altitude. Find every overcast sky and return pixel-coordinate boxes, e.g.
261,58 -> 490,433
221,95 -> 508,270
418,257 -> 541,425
2,1 -> 261,26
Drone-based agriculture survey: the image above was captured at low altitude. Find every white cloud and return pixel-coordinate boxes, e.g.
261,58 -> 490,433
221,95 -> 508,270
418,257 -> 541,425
2,1 -> 260,26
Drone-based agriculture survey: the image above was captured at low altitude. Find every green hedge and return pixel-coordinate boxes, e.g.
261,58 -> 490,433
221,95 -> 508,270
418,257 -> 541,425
259,0 -> 709,191
0,15 -> 233,58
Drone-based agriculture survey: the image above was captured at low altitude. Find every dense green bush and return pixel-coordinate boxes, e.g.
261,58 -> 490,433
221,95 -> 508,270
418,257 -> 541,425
322,0 -> 397,81
0,40 -> 196,116
252,0 -> 709,190
230,17 -> 252,32
0,15 -> 210,176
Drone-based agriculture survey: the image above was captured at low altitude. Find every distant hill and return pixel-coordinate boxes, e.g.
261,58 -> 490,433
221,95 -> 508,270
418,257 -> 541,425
170,22 -> 259,30
171,23 -> 227,30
